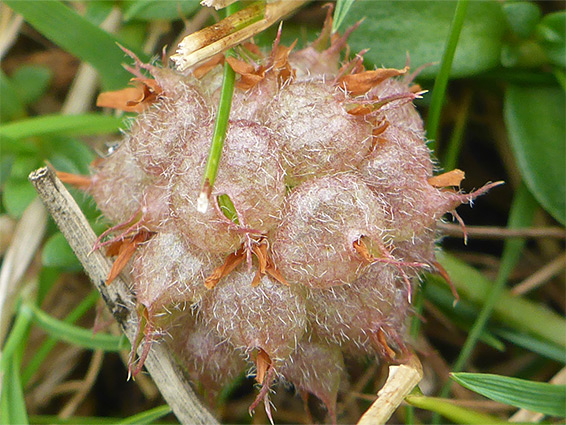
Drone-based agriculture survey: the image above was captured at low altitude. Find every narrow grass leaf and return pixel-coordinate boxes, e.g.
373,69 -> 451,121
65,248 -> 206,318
505,84 -> 565,224
492,327 -> 566,363
0,114 -> 123,140
0,307 -> 34,371
117,405 -> 172,425
452,372 -> 566,416
436,252 -> 566,349
22,291 -> 99,385
332,0 -> 356,33
122,0 -> 200,22
425,282 -> 504,351
426,0 -> 469,146
405,395 -> 506,424
21,302 -> 129,352
0,356 -> 29,425
3,0 -> 147,90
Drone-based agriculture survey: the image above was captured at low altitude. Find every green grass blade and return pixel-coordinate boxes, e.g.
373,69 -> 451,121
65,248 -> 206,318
0,114 -> 123,140
3,0 -> 147,90
451,184 -> 538,368
117,405 -> 172,425
332,0 -> 356,33
493,328 -> 566,363
452,373 -> 566,417
21,291 -> 100,385
435,253 -> 566,349
21,302 -> 129,352
433,183 -> 538,424
426,0 -> 470,148
0,306 -> 33,371
406,395 -> 506,424
0,355 -> 29,425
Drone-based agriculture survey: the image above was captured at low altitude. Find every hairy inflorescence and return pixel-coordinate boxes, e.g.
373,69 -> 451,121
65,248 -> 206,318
59,10 -> 501,424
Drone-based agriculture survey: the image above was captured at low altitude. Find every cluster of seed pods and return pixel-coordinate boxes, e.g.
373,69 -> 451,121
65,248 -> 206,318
59,12 -> 500,423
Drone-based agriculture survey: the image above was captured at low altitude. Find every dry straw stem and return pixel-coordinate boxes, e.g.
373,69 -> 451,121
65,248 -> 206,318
357,354 -> 423,425
28,166 -> 219,425
438,222 -> 566,240
172,0 -> 308,71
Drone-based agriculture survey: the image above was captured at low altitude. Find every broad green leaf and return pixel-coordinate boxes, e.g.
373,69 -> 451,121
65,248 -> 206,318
2,179 -> 37,218
505,84 -> 565,224
122,0 -> 200,22
452,373 -> 566,416
503,1 -> 542,38
436,252 -> 566,349
21,302 -> 129,352
0,70 -> 25,121
0,155 -> 14,188
45,136 -> 96,175
3,0 -> 148,90
536,12 -> 566,68
42,232 -> 82,271
117,405 -> 172,425
343,1 -> 506,79
0,114 -> 123,140
10,65 -> 52,106
405,395 -> 506,424
0,356 -> 29,425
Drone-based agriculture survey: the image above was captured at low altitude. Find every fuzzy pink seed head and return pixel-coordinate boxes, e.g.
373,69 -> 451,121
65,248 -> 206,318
168,311 -> 246,397
200,266 -> 307,362
171,120 -> 285,254
307,263 -> 409,357
89,142 -> 149,225
127,78 -> 210,176
132,232 -> 221,314
280,339 -> 346,423
271,173 -> 386,288
263,81 -> 373,185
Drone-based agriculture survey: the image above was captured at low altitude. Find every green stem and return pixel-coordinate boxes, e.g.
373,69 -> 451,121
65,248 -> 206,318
431,183 -> 537,424
198,4 -> 238,211
426,0 -> 470,151
442,89 -> 471,170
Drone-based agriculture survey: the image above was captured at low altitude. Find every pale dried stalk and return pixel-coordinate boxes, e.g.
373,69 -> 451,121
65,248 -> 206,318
0,198 -> 47,345
29,167 -> 219,425
172,0 -> 307,71
510,252 -> 566,296
356,354 -> 423,425
438,222 -> 566,240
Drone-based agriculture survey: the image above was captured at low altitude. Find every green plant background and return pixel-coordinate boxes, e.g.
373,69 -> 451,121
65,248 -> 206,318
1,0 -> 564,424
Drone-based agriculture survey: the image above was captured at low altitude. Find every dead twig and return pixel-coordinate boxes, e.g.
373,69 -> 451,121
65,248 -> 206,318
438,222 -> 565,240
172,0 -> 308,71
29,166 -> 219,425
510,253 -> 566,296
356,354 -> 423,425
